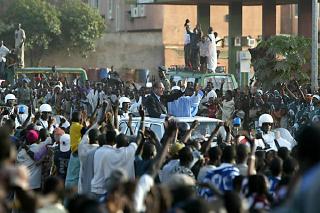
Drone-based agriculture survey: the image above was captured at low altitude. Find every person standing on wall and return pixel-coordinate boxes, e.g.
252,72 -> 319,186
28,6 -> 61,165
184,19 -> 192,68
15,23 -> 26,68
207,27 -> 217,73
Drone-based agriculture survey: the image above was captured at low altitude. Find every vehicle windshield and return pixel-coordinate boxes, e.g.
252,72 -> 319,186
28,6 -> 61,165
120,120 -> 218,139
186,121 -> 218,137
170,76 -> 199,86
204,75 -> 234,91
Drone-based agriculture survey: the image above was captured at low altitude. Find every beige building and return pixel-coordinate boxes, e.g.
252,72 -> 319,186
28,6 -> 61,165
41,1 -> 300,76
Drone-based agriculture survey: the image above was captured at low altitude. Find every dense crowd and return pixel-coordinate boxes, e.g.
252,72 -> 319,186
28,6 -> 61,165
0,67 -> 319,213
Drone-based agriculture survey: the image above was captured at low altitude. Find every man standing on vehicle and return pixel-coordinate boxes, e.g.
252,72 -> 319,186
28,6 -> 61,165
207,27 -> 217,73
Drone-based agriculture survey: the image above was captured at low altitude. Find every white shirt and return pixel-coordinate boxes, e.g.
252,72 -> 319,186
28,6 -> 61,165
262,132 -> 278,151
207,33 -> 218,71
134,174 -> 154,212
130,97 -> 142,114
16,144 -> 42,189
15,28 -> 26,48
159,159 -> 179,183
15,113 -> 32,128
91,143 -> 137,194
78,123 -> 99,193
87,90 -> 105,113
36,118 -> 55,133
197,165 -> 216,183
0,45 -> 10,63
203,90 -> 218,104
198,39 -> 209,57
184,32 -> 190,45
37,202 -> 67,213
221,99 -> 235,121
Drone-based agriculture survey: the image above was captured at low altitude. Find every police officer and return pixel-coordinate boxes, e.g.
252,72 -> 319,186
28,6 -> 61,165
257,113 -> 292,151
35,104 -> 55,133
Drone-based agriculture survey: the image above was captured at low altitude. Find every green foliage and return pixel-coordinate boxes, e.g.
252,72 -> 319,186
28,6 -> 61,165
0,0 -> 105,65
251,35 -> 311,90
0,0 -> 61,65
58,0 -> 105,57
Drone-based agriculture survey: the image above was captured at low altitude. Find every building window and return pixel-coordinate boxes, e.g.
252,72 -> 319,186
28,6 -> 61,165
108,0 -> 114,19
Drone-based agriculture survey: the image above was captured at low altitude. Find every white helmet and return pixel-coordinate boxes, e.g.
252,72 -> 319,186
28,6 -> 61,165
39,104 -> 52,113
119,97 -> 131,108
258,114 -> 274,127
4,94 -> 16,104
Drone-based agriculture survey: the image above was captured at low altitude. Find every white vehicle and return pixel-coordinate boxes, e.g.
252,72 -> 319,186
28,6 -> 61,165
119,116 -> 223,140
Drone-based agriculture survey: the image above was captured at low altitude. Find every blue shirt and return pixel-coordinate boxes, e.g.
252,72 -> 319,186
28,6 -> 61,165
199,163 -> 240,199
268,176 -> 281,194
168,90 -> 203,117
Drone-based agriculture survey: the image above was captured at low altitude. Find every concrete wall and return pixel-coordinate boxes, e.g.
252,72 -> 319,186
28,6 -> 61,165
40,31 -> 164,76
211,6 -> 229,37
99,0 -> 163,32
243,6 -> 262,37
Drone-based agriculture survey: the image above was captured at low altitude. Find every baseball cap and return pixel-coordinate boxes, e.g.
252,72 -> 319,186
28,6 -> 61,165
59,134 -> 70,152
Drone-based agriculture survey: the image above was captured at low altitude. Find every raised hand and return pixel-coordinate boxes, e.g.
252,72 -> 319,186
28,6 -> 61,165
138,105 -> 145,118
190,120 -> 200,130
166,118 -> 178,138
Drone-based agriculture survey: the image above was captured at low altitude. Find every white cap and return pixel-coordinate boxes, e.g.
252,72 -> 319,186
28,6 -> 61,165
119,97 -> 131,108
313,95 -> 320,100
258,114 -> 274,127
257,90 -> 263,95
4,94 -> 16,103
39,104 -> 52,113
146,82 -> 152,88
207,90 -> 217,99
55,115 -> 70,129
59,134 -> 70,152
53,85 -> 62,92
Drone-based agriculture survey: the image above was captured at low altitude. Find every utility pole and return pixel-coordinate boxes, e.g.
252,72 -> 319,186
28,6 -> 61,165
311,0 -> 319,93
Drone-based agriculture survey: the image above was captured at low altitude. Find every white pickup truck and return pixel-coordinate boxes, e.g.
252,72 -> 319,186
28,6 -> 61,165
119,116 -> 223,140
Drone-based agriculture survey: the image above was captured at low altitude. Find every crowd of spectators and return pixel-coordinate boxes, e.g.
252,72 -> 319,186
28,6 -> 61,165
0,66 -> 319,213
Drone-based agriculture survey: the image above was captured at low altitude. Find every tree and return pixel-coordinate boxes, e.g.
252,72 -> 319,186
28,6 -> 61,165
250,35 -> 311,90
58,0 -> 105,57
0,0 -> 105,66
1,0 -> 61,66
